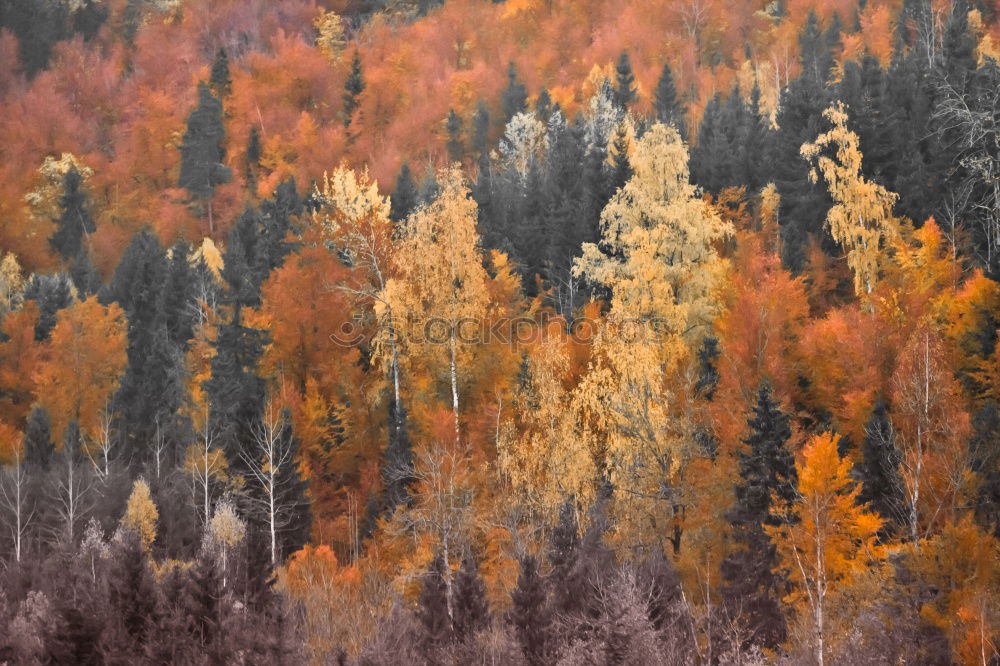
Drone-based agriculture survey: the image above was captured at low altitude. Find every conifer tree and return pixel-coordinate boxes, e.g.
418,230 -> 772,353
342,50 -> 364,128
381,398 -> 415,516
179,82 -> 231,233
654,62 -> 686,138
501,62 -> 528,123
856,398 -> 905,532
23,273 -> 74,342
209,47 -> 231,98
418,552 -> 453,654
245,125 -> 261,192
535,89 -> 552,123
107,530 -> 157,655
452,549 -> 490,641
22,405 -> 54,471
390,162 -> 419,223
719,382 -> 798,651
694,335 -> 720,400
162,241 -> 196,349
69,247 -> 100,297
445,109 -> 464,162
472,100 -> 491,159
613,50 -> 638,110
509,555 -> 550,666
50,167 -> 95,261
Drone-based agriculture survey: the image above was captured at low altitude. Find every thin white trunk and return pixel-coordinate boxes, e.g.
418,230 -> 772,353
449,329 -> 460,443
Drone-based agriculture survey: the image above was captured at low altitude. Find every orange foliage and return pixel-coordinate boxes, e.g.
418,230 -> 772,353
33,297 -> 128,444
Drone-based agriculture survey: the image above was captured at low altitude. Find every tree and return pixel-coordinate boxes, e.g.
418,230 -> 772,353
342,50 -> 364,128
32,296 -> 127,446
179,81 -> 231,234
720,382 -> 798,652
49,167 -> 95,261
313,166 -> 414,517
654,62 -> 686,138
121,478 -> 158,551
384,166 -> 490,441
390,162 -> 419,223
22,406 -> 53,471
52,421 -> 90,544
768,432 -> 883,666
0,252 -> 24,318
418,552 -> 453,656
891,326 -> 971,541
452,549 -> 490,641
855,398 -> 905,532
106,530 -> 157,656
209,47 -> 231,98
240,403 -> 311,566
613,50 -> 638,110
184,414 -> 229,530
0,451 -> 33,563
509,555 -> 550,666
801,103 -> 899,295
445,109 -> 464,162
570,123 -> 732,524
23,273 -> 74,342
501,62 -> 528,123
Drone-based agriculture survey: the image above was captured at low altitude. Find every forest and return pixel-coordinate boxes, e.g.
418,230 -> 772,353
0,0 -> 999,663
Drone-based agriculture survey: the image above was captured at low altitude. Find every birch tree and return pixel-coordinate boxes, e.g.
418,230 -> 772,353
571,122 -> 731,528
240,401 -> 310,566
0,451 -> 33,563
384,165 -> 490,442
801,102 -> 899,295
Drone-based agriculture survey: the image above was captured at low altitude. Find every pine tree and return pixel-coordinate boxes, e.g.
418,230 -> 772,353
971,401 -> 1000,536
107,530 -> 157,655
856,398 -> 905,532
50,167 -> 95,261
104,230 -> 184,459
209,47 -> 231,98
472,100 -> 491,159
22,405 -> 54,471
535,89 -> 552,123
179,82 -> 231,233
509,555 -> 550,666
418,552 -> 453,655
941,0 -> 976,87
23,273 -> 74,342
245,125 -> 261,192
613,50 -> 638,110
162,241 -> 196,349
342,50 -> 364,128
452,549 -> 490,641
608,122 -> 632,195
501,62 -> 528,123
719,382 -> 798,652
381,397 -> 415,516
445,109 -> 464,162
390,162 -> 419,223
69,247 -> 100,297
695,335 -> 720,399
182,553 -> 222,654
654,62 -> 686,139
204,307 -> 267,464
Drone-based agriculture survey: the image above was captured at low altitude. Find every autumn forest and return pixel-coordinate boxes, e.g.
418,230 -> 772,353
0,0 -> 999,663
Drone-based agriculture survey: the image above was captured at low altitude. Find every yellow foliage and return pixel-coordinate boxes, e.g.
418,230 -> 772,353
122,478 -> 159,551
801,103 -> 899,296
314,11 -> 347,64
